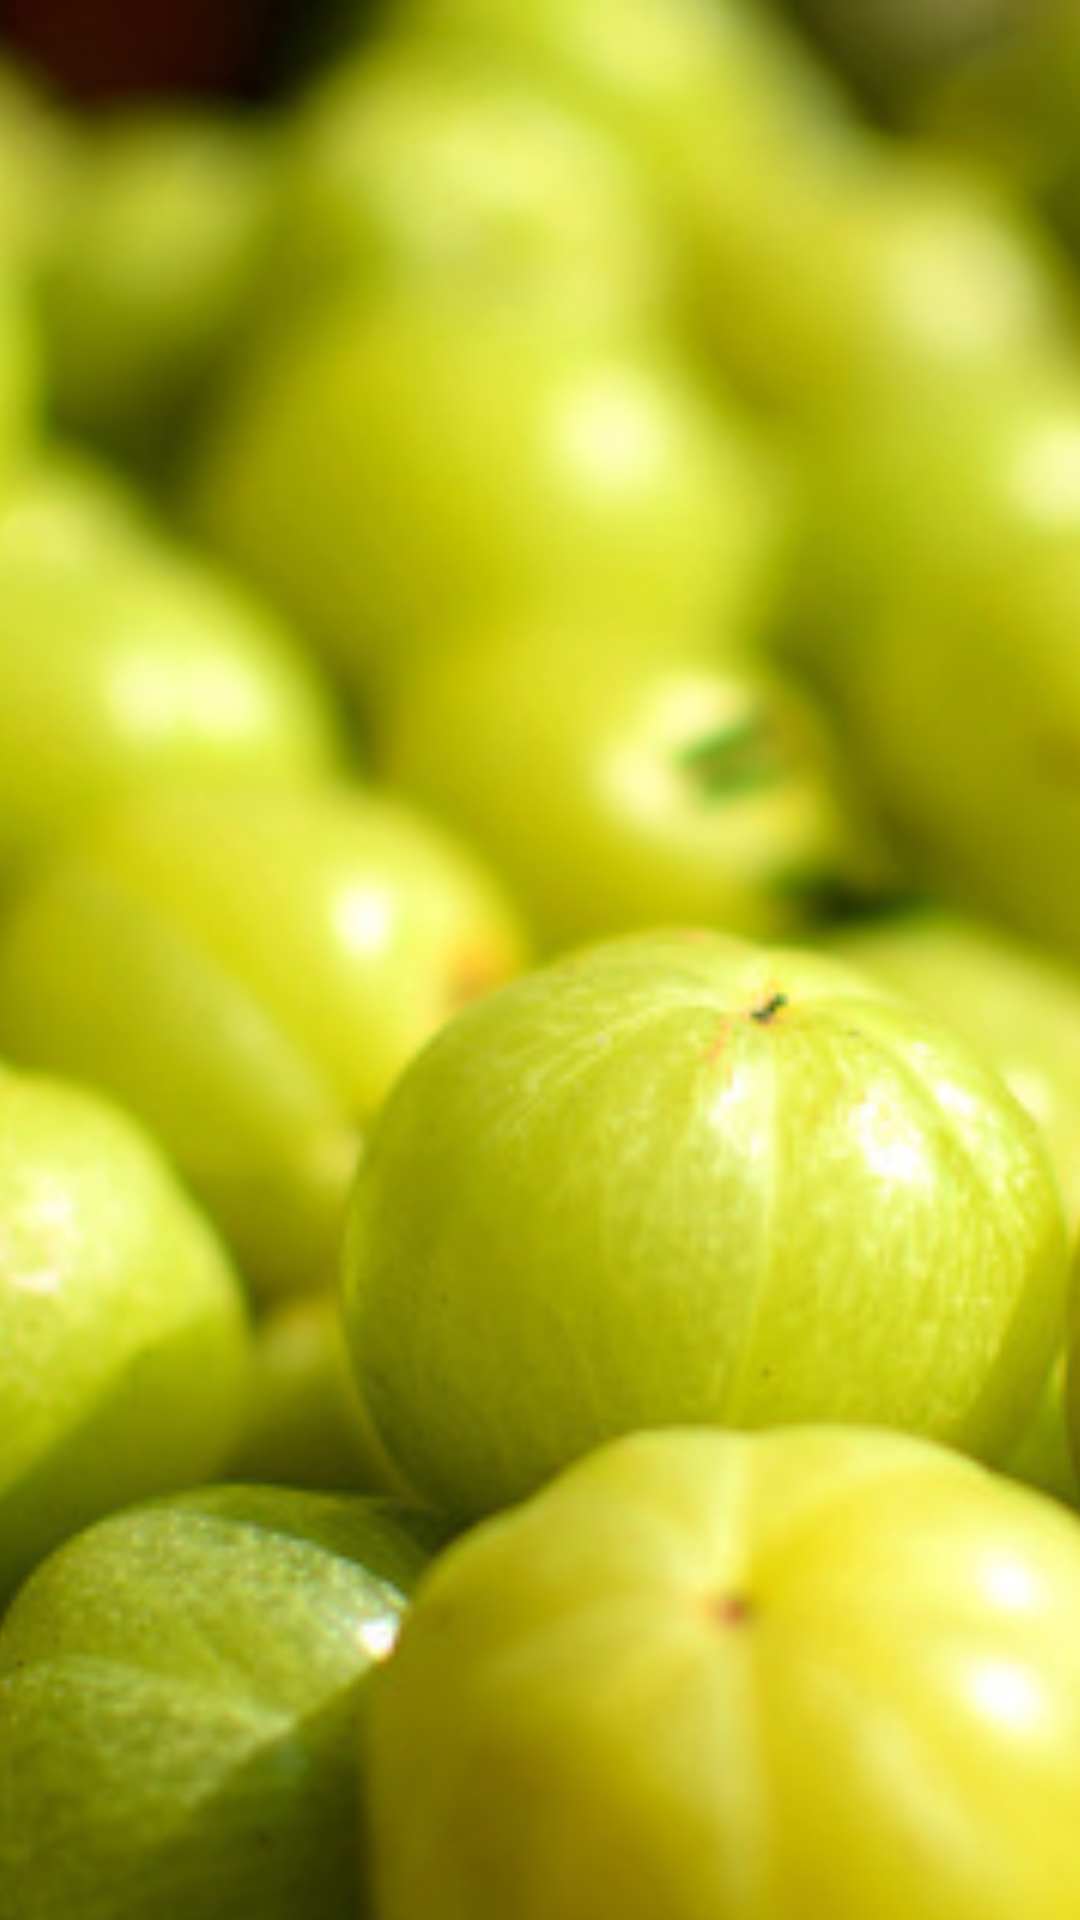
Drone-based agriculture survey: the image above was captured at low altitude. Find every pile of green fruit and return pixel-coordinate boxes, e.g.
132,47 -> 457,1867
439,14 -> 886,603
5,1 -> 1080,1913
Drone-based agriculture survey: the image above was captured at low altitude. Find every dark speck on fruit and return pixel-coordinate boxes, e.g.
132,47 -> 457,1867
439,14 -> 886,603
750,992 -> 788,1025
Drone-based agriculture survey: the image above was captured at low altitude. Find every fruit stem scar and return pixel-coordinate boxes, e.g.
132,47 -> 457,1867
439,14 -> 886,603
709,1592 -> 756,1628
750,992 -> 788,1025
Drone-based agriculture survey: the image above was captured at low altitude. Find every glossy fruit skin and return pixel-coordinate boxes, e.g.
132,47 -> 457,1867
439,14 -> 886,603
192,291 -> 781,697
343,931 -> 1065,1519
0,783 -> 526,1299
826,907 -> 1080,1504
277,38 -> 674,338
370,1424 -> 1080,1920
0,1066 -> 251,1603
43,106 -> 276,457
826,909 -> 1080,1237
0,453 -> 344,889
0,1485 -> 435,1919
228,1289 -> 405,1495
382,628 -> 888,953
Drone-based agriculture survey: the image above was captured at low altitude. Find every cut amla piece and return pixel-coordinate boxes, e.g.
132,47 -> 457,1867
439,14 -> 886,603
826,906 -> 1080,1504
381,625 -> 890,954
0,1064 -> 250,1603
0,783 -> 527,1301
0,448 -> 344,890
370,1425 -> 1080,1920
0,1486 -> 437,1919
343,930 -> 1066,1518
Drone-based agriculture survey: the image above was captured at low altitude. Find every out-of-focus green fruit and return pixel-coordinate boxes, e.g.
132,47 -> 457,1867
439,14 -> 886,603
825,906 -> 1080,1503
0,452 -> 345,889
0,58 -> 78,277
278,39 -> 674,336
400,0 -> 1067,404
793,369 -> 1080,663
0,784 -> 527,1299
229,1290 -> 403,1495
383,628 -> 888,953
0,1066 -> 251,1603
370,1424 -> 1080,1920
192,292 -> 781,697
0,266 -> 38,494
43,107 -> 277,457
830,545 -> 1080,969
343,931 -> 1065,1519
0,1485 -> 434,1918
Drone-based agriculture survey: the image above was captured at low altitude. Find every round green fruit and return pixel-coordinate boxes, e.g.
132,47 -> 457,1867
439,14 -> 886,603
278,37 -> 674,336
825,907 -> 1080,1235
192,291 -> 781,695
43,105 -> 277,458
825,905 -> 1080,1504
0,264 -> 37,494
382,628 -> 887,953
0,1484 -> 435,1918
0,1065 -> 251,1603
0,57 -> 77,278
0,453 -> 344,888
370,1424 -> 1080,1919
0,783 -> 527,1298
399,0 -> 1065,400
343,930 -> 1066,1518
830,545 -> 1080,966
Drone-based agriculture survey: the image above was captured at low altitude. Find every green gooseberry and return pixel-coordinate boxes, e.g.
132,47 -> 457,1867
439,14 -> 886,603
0,1485 -> 437,1918
370,1424 -> 1080,1919
827,906 -> 1080,1503
43,105 -> 278,458
0,450 -> 345,891
343,930 -> 1066,1519
0,1064 -> 251,1603
381,625 -> 889,954
277,36 -> 675,337
0,782 -> 527,1300
191,289 -> 783,697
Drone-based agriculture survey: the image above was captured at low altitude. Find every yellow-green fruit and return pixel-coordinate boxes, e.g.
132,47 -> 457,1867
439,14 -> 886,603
825,909 -> 1080,1235
0,784 -> 527,1299
43,107 -> 277,456
0,58 -> 77,277
383,628 -> 887,953
229,1291 -> 403,1494
0,265 -> 37,494
370,1425 -> 1080,1920
0,452 -> 344,888
398,0 -> 1066,403
192,291 -> 781,697
0,1486 -> 435,1918
278,38 -> 674,336
344,931 -> 1066,1519
0,1066 -> 251,1603
825,906 -> 1080,1505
